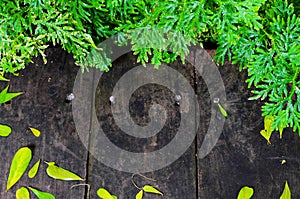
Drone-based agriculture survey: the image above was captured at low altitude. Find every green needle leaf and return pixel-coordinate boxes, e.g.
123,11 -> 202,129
0,123 -> 12,137
96,188 -> 115,199
142,185 -> 163,195
279,124 -> 284,139
280,181 -> 291,199
0,75 -> 9,81
217,103 -> 228,118
136,190 -> 143,199
6,147 -> 32,191
28,187 -> 55,199
29,127 -> 41,137
0,86 -> 23,104
44,161 -> 84,181
28,159 -> 41,178
237,186 -> 254,199
16,187 -> 30,199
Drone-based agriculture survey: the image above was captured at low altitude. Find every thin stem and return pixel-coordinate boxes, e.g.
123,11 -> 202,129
71,183 -> 91,199
131,173 -> 157,190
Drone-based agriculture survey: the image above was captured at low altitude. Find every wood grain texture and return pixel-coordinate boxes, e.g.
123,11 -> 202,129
0,47 -> 299,199
0,47 -> 87,199
87,53 -> 197,199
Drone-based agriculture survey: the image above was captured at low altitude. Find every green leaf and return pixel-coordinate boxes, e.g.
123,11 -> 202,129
135,190 -> 143,199
237,186 -> 254,199
28,187 -> 55,199
6,147 -> 32,191
16,187 -> 30,199
45,161 -> 84,181
0,86 -> 23,104
280,181 -> 291,199
142,185 -> 163,195
0,123 -> 12,137
217,103 -> 228,118
0,75 -> 9,81
28,159 -> 41,178
96,188 -> 115,199
29,127 -> 41,137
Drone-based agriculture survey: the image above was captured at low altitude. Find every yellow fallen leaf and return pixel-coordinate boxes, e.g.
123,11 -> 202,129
16,187 -> 30,199
29,127 -> 41,137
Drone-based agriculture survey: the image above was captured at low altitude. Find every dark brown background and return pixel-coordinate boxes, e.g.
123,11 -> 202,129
0,46 -> 299,199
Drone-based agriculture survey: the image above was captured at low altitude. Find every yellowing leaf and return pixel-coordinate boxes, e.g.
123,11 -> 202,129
264,115 -> 274,133
96,188 -> 115,199
28,187 -> 55,199
6,147 -> 32,191
237,186 -> 254,199
0,123 -> 12,137
260,115 -> 275,144
217,103 -> 228,118
280,181 -> 291,199
28,159 -> 41,178
142,185 -> 163,195
16,187 -> 30,199
45,161 -> 84,181
29,127 -> 41,137
260,129 -> 271,144
136,190 -> 143,199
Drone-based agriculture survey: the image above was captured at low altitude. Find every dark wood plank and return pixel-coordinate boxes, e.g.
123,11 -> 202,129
0,47 -> 88,199
86,52 -> 198,198
196,53 -> 300,198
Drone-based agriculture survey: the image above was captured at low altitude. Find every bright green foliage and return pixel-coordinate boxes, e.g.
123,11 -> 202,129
0,0 -> 300,135
0,0 -> 110,74
246,1 -> 300,135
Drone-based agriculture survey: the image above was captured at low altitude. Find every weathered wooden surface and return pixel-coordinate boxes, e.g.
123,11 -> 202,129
86,53 -> 198,198
0,47 -> 87,199
197,52 -> 300,198
0,46 -> 299,199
